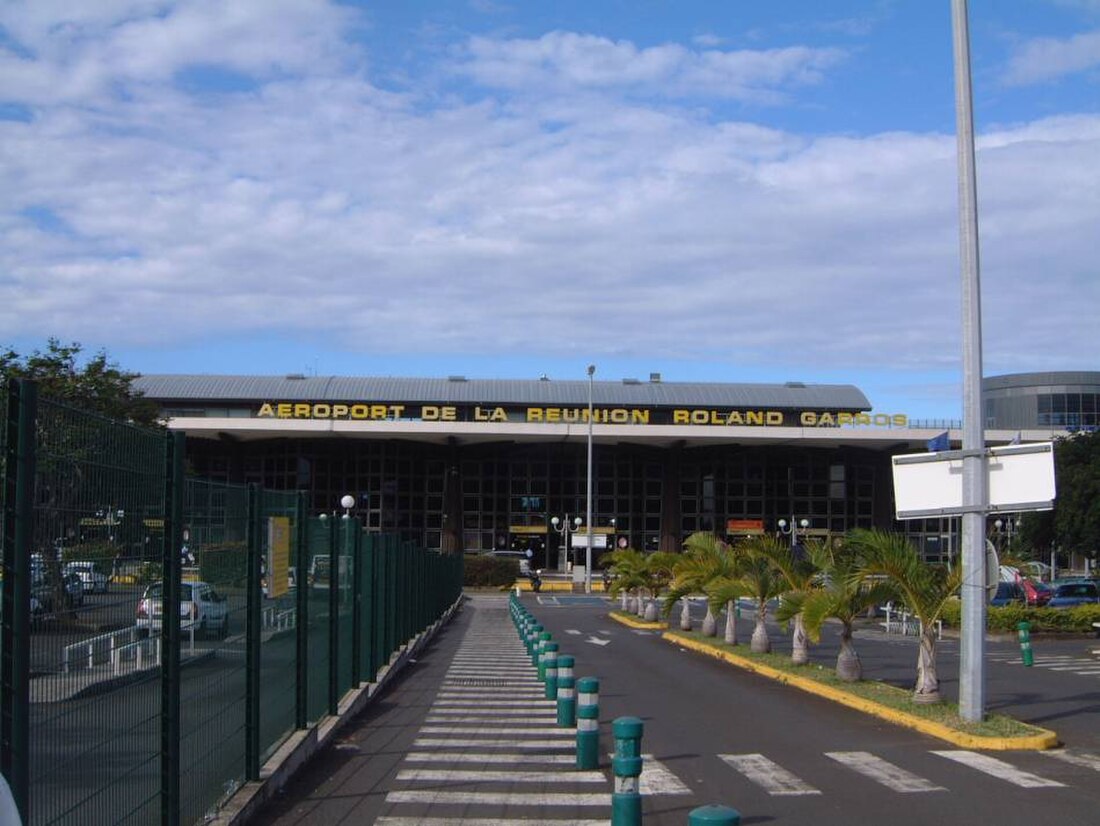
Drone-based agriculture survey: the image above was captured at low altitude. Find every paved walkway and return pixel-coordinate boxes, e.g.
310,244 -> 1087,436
260,593 -> 611,825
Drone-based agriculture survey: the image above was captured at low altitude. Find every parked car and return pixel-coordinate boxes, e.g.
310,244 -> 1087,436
136,581 -> 229,638
64,561 -> 110,594
1019,578 -> 1053,607
31,569 -> 84,612
1048,581 -> 1100,608
989,582 -> 1026,607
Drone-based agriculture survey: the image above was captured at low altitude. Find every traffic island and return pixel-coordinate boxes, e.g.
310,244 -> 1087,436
609,610 -> 667,631
662,629 -> 1059,751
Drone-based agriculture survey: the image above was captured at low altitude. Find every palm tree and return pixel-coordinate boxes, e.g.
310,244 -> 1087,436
639,551 -> 680,621
760,536 -> 823,665
663,532 -> 729,635
720,536 -> 785,653
848,528 -> 962,703
604,548 -> 648,613
780,539 -> 893,681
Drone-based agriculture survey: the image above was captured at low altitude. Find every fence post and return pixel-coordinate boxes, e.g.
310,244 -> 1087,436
360,532 -> 376,683
246,484 -> 263,780
295,492 -> 309,730
328,513 -> 340,716
161,430 -> 186,825
351,519 -> 363,686
1,378 -> 37,824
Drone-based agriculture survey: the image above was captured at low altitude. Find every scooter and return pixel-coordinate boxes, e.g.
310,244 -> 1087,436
528,569 -> 542,593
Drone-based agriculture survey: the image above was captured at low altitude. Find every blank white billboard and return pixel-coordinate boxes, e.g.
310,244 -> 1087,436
892,442 -> 1055,519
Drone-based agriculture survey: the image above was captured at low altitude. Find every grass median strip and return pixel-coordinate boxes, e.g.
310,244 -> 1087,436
643,621 -> 1058,751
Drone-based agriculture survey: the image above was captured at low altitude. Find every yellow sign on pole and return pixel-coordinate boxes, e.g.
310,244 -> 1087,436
267,516 -> 291,599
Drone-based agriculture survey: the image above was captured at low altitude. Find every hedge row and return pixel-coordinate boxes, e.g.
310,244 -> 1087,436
940,599 -> 1100,633
463,555 -> 520,588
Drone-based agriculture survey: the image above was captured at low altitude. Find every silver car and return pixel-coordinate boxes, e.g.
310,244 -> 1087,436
136,581 -> 229,638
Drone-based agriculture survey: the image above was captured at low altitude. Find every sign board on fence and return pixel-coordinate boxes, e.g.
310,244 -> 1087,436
892,442 -> 1055,519
266,516 -> 291,599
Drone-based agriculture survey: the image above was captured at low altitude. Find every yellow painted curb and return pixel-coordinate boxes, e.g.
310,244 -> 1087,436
609,611 -> 667,631
664,631 -> 1059,752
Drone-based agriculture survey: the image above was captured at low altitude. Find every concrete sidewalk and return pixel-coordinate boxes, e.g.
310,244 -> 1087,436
259,593 -> 610,825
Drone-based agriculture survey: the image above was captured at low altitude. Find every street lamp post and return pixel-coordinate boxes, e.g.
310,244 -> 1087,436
992,517 -> 1016,553
550,515 -> 582,573
777,517 -> 809,549
585,364 -> 595,594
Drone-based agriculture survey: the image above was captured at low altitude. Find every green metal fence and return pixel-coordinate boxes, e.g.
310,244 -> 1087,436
0,379 -> 464,826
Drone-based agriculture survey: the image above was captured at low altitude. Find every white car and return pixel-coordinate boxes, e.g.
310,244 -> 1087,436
64,561 -> 110,594
136,581 -> 229,638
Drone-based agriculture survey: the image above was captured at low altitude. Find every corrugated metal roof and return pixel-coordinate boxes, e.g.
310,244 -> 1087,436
133,374 -> 871,410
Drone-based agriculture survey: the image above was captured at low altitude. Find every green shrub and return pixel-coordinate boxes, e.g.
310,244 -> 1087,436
463,555 -> 520,588
942,598 -> 1100,633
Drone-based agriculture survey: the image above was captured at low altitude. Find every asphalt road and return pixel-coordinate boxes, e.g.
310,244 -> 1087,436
258,593 -> 1100,826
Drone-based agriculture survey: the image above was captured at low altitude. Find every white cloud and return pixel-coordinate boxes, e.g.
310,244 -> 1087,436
1,4 -> 1097,391
1002,28 -> 1100,85
0,0 -> 359,105
455,31 -> 847,101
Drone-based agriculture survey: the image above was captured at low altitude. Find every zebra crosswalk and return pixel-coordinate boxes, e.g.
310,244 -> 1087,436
376,596 -> 1100,825
987,651 -> 1100,677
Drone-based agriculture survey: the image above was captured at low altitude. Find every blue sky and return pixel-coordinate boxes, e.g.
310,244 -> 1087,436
2,1 -> 1098,421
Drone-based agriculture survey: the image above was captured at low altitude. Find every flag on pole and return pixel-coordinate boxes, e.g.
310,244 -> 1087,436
926,431 -> 950,452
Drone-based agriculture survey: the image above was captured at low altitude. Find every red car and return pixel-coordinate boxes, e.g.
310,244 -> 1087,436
1020,578 -> 1052,606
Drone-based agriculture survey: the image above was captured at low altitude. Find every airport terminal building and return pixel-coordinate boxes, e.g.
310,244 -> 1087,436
133,372 -> 1060,569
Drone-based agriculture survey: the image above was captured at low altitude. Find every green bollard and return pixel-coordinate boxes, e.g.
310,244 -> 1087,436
535,630 -> 551,667
527,624 -> 543,657
689,805 -> 741,826
576,677 -> 600,770
543,642 -> 559,698
557,655 -> 576,727
612,716 -> 644,826
1018,621 -> 1034,667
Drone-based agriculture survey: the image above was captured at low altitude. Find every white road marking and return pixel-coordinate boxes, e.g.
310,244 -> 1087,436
566,629 -> 583,635
426,710 -> 557,720
396,767 -> 606,783
1041,749 -> 1100,772
433,699 -> 556,707
420,725 -> 574,735
413,738 -> 575,750
718,753 -> 821,796
639,755 -> 692,795
385,791 -> 609,806
404,752 -> 577,764
932,751 -> 1065,788
825,752 -> 946,792
376,819 -> 608,826
586,636 -> 611,646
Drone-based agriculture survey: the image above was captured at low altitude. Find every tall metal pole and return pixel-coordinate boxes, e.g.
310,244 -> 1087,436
952,0 -> 988,722
585,364 -> 595,594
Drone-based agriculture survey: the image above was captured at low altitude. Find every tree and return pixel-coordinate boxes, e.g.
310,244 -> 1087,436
760,536 -> 823,665
638,551 -> 680,621
848,528 -> 962,703
780,538 -> 893,681
712,536 -> 785,654
1018,430 -> 1100,567
663,532 -> 732,636
1,339 -> 161,427
605,548 -> 648,613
